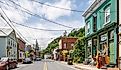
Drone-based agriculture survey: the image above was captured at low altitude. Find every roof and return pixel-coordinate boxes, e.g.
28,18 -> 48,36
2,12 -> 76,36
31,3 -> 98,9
0,28 -> 13,36
82,0 -> 106,18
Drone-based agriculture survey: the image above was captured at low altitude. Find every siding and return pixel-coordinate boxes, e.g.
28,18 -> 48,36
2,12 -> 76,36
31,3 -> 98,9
85,0 -> 117,36
0,37 -> 6,58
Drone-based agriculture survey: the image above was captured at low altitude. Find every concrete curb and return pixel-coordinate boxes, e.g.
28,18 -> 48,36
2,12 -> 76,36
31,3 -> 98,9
59,61 -> 105,70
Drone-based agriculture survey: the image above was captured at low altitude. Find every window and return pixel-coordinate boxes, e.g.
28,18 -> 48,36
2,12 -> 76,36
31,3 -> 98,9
86,22 -> 90,34
71,43 -> 74,49
20,53 -> 22,57
105,6 -> 110,24
64,43 -> 66,49
11,40 -> 12,46
8,39 -> 10,45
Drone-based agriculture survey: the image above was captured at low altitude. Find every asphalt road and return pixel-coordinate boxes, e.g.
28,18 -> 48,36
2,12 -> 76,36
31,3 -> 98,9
12,59 -> 78,70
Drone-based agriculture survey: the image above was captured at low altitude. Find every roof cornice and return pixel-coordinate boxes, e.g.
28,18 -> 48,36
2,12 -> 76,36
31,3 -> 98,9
82,0 -> 106,18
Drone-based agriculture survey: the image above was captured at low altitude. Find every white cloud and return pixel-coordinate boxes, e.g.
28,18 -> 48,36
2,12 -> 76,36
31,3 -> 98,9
88,0 -> 95,5
0,0 -> 84,49
41,0 -> 72,20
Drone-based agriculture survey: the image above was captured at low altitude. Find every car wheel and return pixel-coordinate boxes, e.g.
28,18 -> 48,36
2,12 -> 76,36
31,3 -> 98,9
6,65 -> 9,70
15,63 -> 17,68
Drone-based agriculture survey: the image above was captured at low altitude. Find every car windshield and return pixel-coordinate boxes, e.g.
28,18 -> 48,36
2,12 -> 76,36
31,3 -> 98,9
0,57 -> 8,62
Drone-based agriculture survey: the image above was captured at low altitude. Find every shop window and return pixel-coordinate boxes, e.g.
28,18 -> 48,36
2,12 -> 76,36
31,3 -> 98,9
87,47 -> 91,57
99,34 -> 108,55
87,40 -> 92,57
92,38 -> 97,57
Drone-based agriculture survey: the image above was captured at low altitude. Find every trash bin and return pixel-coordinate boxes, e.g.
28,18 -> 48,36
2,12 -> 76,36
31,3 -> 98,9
67,58 -> 73,65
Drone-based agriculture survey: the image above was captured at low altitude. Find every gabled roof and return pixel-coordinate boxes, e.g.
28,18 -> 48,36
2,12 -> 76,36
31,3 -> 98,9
0,28 -> 13,36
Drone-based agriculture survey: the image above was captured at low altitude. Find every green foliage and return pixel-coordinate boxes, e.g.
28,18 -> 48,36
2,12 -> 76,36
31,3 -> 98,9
44,27 -> 85,63
68,27 -> 85,63
44,37 -> 61,54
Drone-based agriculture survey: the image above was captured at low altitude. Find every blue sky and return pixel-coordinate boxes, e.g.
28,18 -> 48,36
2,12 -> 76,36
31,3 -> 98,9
0,0 -> 95,49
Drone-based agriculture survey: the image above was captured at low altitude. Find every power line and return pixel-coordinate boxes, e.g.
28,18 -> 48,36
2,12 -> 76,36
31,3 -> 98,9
2,0 -> 73,31
30,0 -> 116,13
7,0 -> 77,29
4,0 -> 38,42
0,7 -> 31,44
31,0 -> 85,13
12,21 -> 71,31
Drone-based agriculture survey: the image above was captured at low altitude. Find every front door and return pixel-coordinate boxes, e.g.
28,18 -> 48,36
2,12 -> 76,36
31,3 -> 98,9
109,41 -> 115,64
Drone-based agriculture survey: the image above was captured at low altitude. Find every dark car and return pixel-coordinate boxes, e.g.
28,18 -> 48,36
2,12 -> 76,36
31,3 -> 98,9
23,58 -> 33,64
0,57 -> 17,70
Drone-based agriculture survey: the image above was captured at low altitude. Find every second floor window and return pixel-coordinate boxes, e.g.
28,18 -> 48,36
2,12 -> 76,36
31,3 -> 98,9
105,6 -> 110,24
86,22 -> 90,34
93,14 -> 97,32
64,43 -> 66,49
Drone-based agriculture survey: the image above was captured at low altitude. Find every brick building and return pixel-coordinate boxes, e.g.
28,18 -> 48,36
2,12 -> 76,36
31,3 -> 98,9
58,37 -> 78,61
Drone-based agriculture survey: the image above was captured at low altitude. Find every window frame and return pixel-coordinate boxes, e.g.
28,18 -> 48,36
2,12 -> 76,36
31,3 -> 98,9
104,6 -> 111,24
86,21 -> 90,34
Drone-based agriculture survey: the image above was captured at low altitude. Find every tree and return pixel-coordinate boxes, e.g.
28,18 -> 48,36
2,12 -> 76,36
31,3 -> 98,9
68,27 -> 85,63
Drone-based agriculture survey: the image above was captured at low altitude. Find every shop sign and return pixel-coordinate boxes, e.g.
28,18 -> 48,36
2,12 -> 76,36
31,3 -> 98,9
100,34 -> 107,42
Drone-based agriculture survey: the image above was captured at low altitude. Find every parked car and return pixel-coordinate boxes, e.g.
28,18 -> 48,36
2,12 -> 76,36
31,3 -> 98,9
35,58 -> 41,61
23,58 -> 33,64
0,57 -> 17,70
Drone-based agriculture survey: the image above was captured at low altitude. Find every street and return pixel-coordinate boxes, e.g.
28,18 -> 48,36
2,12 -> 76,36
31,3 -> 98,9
13,59 -> 79,70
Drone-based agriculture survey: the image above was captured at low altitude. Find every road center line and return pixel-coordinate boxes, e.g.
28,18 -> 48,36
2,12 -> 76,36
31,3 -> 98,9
43,62 -> 48,70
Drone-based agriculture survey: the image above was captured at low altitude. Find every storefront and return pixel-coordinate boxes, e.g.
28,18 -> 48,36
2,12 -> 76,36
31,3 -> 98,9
85,22 -> 117,65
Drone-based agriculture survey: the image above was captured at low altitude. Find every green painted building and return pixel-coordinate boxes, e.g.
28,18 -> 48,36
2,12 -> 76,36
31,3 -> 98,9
83,0 -> 117,64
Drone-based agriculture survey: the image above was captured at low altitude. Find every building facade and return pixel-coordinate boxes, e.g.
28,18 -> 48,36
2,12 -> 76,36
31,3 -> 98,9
0,28 -> 17,59
59,37 -> 78,61
17,38 -> 26,62
83,0 -> 117,65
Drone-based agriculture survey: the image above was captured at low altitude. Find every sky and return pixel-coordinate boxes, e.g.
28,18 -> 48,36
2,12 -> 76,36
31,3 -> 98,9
0,0 -> 95,49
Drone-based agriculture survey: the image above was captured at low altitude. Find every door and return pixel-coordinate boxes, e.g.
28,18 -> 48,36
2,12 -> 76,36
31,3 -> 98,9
109,42 -> 115,64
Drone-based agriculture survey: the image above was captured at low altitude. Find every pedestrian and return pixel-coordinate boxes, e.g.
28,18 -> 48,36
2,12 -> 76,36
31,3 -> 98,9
96,53 -> 103,69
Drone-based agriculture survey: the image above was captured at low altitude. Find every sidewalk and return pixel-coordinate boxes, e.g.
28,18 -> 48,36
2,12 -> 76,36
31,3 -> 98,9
74,64 -> 105,70
59,61 -> 105,70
